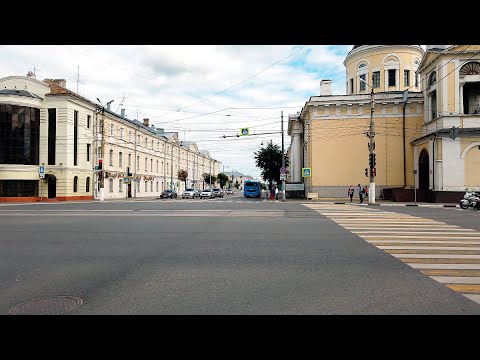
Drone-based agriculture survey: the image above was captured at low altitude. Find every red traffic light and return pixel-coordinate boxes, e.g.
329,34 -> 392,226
98,158 -> 103,170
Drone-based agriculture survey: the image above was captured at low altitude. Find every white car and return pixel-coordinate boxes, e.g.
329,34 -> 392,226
199,189 -> 214,199
226,189 -> 233,194
182,188 -> 197,199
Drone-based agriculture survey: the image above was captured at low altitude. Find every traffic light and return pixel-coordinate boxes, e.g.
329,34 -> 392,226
365,168 -> 368,177
98,158 -> 103,171
369,153 -> 376,168
371,168 -> 376,177
127,166 -> 132,176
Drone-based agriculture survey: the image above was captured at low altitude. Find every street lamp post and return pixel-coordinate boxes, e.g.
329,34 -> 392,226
96,98 -> 114,201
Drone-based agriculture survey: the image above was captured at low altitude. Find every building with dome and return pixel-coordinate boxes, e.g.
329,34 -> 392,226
288,45 -> 480,202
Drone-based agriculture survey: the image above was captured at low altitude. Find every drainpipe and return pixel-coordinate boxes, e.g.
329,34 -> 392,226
403,102 -> 407,187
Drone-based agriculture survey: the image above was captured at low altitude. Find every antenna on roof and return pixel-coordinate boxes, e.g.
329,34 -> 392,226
116,93 -> 128,113
76,66 -> 85,94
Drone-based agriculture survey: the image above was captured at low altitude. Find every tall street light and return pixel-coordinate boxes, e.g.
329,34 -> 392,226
96,98 -> 114,201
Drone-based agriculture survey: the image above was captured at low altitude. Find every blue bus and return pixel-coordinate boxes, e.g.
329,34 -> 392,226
244,180 -> 262,198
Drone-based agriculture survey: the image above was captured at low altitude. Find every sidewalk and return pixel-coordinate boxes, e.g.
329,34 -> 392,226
309,197 -> 459,208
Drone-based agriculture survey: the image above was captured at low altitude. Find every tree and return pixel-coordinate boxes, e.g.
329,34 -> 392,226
178,169 -> 188,188
254,142 -> 289,187
234,180 -> 240,189
202,172 -> 217,186
217,173 -> 229,188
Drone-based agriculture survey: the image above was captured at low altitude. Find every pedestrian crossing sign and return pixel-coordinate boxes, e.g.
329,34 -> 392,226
302,168 -> 311,177
240,128 -> 249,136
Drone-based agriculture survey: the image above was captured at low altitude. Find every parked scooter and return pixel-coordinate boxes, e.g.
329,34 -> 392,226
459,190 -> 480,209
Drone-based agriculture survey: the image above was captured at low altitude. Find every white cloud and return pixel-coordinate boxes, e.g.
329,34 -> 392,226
0,44 -> 352,178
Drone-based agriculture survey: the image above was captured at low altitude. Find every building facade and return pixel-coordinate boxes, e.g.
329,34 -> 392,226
0,74 -> 221,202
288,45 -> 480,201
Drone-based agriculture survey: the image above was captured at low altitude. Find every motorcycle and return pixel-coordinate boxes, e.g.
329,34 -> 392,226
460,190 -> 480,210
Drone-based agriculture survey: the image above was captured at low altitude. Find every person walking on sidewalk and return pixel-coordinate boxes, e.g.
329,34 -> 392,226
364,185 -> 369,202
348,186 -> 354,203
357,184 -> 364,204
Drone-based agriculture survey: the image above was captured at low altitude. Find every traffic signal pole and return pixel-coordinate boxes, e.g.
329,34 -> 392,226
281,111 -> 286,202
368,88 -> 376,204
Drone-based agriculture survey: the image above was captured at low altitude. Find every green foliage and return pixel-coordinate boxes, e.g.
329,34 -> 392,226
202,172 -> 217,185
217,173 -> 229,188
254,143 -> 289,185
234,180 -> 240,188
178,169 -> 188,187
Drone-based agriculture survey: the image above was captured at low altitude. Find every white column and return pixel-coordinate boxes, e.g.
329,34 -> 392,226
395,69 -> 400,91
384,70 -> 389,91
292,130 -> 302,182
460,82 -> 464,115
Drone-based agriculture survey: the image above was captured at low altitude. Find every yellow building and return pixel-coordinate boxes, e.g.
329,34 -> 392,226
288,45 -> 480,202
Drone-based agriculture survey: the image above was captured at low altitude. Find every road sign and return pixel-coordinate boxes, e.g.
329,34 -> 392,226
240,128 -> 249,136
123,178 -> 130,183
280,174 -> 286,180
39,165 -> 45,179
302,168 -> 311,178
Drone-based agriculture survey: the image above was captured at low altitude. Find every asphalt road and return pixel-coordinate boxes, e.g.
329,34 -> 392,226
1,194 -> 480,314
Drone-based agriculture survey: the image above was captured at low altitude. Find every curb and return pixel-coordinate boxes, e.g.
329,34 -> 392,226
310,199 -> 459,208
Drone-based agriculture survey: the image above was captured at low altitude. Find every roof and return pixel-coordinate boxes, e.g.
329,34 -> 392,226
0,89 -> 43,99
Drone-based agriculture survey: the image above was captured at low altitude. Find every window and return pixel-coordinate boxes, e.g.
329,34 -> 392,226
388,69 -> 396,87
145,157 -> 148,171
136,180 -> 140,192
73,176 -> 78,193
86,177 -> 90,192
145,138 -> 148,148
372,72 -> 380,88
120,128 -> 124,140
157,142 -> 160,150
48,108 -> 56,165
129,131 -> 132,143
110,124 -> 114,135
152,140 -> 154,149
350,78 -> 354,94
156,160 -> 159,173
137,156 -> 140,170
128,154 -> 132,167
137,134 -> 141,144
74,110 -> 78,166
109,178 -> 113,192
167,163 -> 169,174
109,149 -> 114,166
87,144 -> 91,162
119,179 -> 123,192
359,74 -> 366,91
87,115 -> 91,129
162,161 -> 164,174
429,71 -> 437,87
150,181 -> 153,192
404,70 -> 410,86
151,159 -> 153,172
359,63 -> 366,68
156,181 -> 159,192
145,181 -> 148,192
415,73 -> 419,87
119,151 -> 123,168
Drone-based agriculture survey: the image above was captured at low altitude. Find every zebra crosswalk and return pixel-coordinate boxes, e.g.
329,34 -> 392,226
302,203 -> 480,305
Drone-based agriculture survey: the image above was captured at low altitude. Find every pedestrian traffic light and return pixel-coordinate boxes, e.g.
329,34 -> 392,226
98,158 -> 103,171
369,153 -> 376,168
365,168 -> 368,177
372,168 -> 376,177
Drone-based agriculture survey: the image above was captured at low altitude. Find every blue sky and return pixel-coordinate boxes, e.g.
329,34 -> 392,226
0,45 -> 353,178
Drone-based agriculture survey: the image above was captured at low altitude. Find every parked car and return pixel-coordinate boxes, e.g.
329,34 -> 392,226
182,188 -> 197,199
160,189 -> 177,199
199,189 -> 214,199
212,188 -> 224,198
226,189 -> 233,194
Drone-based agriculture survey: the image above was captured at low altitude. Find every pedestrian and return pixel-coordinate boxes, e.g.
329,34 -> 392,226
357,184 -> 363,204
275,186 -> 279,200
348,186 -> 354,203
364,185 -> 369,201
270,186 -> 275,200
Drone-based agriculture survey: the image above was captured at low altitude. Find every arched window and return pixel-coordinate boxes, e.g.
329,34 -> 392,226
428,71 -> 437,87
86,177 -> 90,192
460,62 -> 480,76
73,176 -> 78,193
358,63 -> 366,68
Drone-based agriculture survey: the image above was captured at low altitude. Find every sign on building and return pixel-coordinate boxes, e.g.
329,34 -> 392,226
302,168 -> 311,177
286,183 -> 305,191
240,128 -> 249,136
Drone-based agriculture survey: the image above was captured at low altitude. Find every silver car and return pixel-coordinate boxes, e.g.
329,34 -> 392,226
199,189 -> 214,199
182,188 -> 197,199
212,188 -> 224,198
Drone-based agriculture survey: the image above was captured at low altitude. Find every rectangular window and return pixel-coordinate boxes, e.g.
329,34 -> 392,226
151,159 -> 153,172
150,181 -> 153,192
415,73 -> 419,87
404,70 -> 410,86
388,69 -> 396,87
167,163 -> 169,174
152,140 -> 154,149
110,124 -> 114,136
137,156 -> 140,170
145,157 -> 148,171
120,128 -> 124,140
372,71 -> 380,88
87,115 -> 91,129
145,181 -> 148,192
156,160 -> 159,173
128,154 -> 132,167
145,138 -> 148,148
156,181 -> 159,192
109,178 -> 113,192
0,180 -> 38,197
74,110 -> 78,166
119,179 -> 123,192
109,149 -> 113,166
137,134 -> 140,145
157,142 -> 160,150
359,74 -> 366,91
119,151 -> 123,168
137,180 -> 140,192
48,108 -> 56,165
87,144 -> 91,162
350,78 -> 354,94
129,131 -> 132,143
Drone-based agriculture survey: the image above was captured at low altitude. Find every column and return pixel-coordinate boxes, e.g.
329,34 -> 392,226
292,130 -> 302,182
459,82 -> 464,114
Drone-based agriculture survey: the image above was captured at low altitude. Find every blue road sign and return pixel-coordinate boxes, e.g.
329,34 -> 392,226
302,167 -> 311,177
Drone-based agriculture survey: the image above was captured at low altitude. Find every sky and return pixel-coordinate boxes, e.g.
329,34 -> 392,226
0,45 -> 353,178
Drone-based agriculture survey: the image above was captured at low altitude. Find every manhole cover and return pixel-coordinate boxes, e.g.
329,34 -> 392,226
9,296 -> 83,315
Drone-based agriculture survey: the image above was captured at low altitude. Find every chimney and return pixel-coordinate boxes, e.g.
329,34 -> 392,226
121,108 -> 125,118
143,118 -> 149,127
107,102 -> 111,111
52,79 -> 66,88
320,80 -> 332,96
